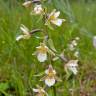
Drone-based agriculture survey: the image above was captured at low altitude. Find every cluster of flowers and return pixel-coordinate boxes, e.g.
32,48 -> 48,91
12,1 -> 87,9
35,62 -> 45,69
68,37 -> 80,58
16,0 -> 79,95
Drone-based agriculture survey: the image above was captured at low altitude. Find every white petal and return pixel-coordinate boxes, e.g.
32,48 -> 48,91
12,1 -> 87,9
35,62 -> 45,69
16,35 -> 24,41
22,1 -> 32,7
34,5 -> 43,14
68,63 -> 78,67
45,69 -> 49,74
93,36 -> 96,48
68,60 -> 78,67
20,24 -> 29,35
45,78 -> 55,87
33,88 -> 39,92
54,11 -> 60,18
37,53 -> 47,62
70,67 -> 78,75
51,19 -> 63,26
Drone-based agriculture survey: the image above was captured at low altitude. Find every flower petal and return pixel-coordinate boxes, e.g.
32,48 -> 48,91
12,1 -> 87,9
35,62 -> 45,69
54,11 -> 60,18
37,53 -> 47,62
20,24 -> 29,35
34,4 -> 43,14
51,19 -> 64,26
69,67 -> 78,75
22,1 -> 32,8
16,35 -> 24,41
45,78 -> 55,87
33,88 -> 39,92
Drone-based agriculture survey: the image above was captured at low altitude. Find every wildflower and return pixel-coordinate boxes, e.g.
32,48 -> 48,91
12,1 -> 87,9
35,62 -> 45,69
33,85 -> 48,96
68,39 -> 78,51
71,40 -> 77,46
93,36 -> 96,48
41,65 -> 61,87
33,42 -> 55,62
35,43 -> 48,62
16,24 -> 31,41
22,1 -> 32,8
46,9 -> 65,26
65,60 -> 78,75
68,44 -> 75,51
34,4 -> 43,14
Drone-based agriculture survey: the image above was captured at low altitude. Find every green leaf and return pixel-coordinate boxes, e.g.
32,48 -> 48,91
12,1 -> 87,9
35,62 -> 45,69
48,38 -> 57,52
33,71 -> 45,77
0,82 -> 9,91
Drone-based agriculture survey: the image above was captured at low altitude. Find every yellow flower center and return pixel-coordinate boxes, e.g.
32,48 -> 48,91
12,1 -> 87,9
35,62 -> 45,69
49,15 -> 56,21
37,44 -> 48,54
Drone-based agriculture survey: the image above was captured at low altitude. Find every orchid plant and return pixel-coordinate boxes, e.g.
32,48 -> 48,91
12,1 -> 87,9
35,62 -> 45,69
16,0 -> 79,95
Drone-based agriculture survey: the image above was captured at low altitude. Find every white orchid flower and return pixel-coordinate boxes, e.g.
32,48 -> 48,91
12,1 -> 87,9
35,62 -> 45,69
65,60 -> 78,75
46,9 -> 65,26
34,4 -> 43,15
36,43 -> 48,62
16,24 -> 31,41
33,42 -> 55,62
40,65 -> 61,87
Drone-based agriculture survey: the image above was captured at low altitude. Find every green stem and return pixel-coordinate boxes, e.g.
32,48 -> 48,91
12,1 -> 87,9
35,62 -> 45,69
52,86 -> 57,96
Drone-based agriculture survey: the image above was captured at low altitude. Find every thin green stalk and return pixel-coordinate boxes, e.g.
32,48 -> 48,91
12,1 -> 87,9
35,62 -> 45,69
52,86 -> 57,96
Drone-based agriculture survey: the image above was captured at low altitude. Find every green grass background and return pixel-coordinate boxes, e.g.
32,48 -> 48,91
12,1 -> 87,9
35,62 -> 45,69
0,0 -> 96,96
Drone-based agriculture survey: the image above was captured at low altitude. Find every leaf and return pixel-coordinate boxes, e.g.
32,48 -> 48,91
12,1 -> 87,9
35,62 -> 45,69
48,39 -> 57,52
33,72 -> 45,77
45,21 -> 54,30
0,82 -> 9,91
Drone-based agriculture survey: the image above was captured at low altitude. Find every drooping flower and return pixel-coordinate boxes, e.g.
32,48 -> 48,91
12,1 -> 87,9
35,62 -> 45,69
16,24 -> 31,41
45,9 -> 65,26
40,65 -> 61,87
22,1 -> 32,8
33,42 -> 55,62
68,38 -> 79,51
35,43 -> 48,62
33,85 -> 48,96
34,4 -> 43,14
65,60 -> 78,75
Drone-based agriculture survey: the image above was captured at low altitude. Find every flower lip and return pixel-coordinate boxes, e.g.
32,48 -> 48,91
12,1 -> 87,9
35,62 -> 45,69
65,60 -> 78,75
45,77 -> 56,87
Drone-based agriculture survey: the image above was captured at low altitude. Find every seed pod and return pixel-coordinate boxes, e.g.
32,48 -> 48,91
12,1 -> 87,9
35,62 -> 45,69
32,0 -> 41,4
